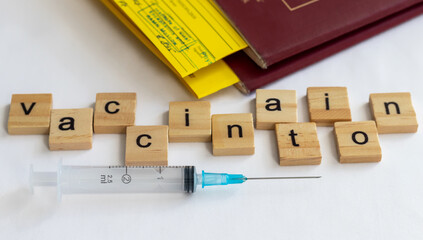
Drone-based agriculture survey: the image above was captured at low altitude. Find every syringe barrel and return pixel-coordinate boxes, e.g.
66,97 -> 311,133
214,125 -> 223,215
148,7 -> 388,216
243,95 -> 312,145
59,166 -> 197,195
30,165 -> 199,197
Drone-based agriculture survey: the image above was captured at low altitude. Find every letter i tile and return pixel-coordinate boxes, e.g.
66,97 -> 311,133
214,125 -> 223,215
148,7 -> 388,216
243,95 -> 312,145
307,87 -> 352,126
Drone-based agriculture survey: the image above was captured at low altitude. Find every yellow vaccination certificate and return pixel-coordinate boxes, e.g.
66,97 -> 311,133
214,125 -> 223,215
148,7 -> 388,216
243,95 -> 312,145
113,0 -> 247,77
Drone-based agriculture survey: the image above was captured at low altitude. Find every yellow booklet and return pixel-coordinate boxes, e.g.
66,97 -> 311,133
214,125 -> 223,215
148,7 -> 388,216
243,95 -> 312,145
113,0 -> 246,77
102,0 -> 244,98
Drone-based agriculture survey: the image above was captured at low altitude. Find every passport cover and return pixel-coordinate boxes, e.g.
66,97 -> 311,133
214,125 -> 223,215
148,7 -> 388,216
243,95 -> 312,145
215,0 -> 422,68
224,2 -> 423,93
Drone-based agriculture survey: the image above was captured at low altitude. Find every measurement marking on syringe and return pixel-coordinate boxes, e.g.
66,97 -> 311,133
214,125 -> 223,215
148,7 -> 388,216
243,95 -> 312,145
107,166 -> 189,169
100,174 -> 113,184
121,174 -> 131,184
121,167 -> 131,184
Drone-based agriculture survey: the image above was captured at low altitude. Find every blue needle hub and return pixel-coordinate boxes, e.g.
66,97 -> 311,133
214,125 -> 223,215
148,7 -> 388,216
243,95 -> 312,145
201,171 -> 246,188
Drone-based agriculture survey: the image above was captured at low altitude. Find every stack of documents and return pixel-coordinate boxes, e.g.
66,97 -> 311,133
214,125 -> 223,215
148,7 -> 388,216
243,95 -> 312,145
101,0 -> 247,98
101,0 -> 423,97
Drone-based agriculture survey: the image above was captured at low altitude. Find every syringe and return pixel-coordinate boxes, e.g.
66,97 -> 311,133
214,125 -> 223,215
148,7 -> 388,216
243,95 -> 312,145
30,162 -> 320,199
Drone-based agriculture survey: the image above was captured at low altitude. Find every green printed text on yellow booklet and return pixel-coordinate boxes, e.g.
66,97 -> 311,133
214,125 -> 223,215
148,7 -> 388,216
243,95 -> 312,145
102,0 -> 240,98
113,0 -> 247,77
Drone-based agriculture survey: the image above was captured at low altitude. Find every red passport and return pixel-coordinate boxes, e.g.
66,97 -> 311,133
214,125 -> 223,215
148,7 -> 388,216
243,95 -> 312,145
220,1 -> 423,93
215,0 -> 422,69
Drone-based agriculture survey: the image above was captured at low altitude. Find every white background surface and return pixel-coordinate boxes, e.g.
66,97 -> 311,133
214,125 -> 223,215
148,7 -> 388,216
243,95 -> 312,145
1,1 -> 423,239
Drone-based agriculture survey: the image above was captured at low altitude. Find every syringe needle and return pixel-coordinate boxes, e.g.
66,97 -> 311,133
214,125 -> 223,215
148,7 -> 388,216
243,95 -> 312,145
246,176 -> 321,180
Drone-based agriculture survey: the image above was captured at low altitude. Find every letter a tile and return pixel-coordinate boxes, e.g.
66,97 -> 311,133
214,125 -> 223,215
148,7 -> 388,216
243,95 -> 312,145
49,108 -> 93,150
256,89 -> 297,130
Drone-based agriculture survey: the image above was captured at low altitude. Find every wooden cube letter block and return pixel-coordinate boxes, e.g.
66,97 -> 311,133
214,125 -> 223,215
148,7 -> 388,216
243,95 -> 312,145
275,122 -> 321,166
49,108 -> 93,150
94,93 -> 136,134
307,87 -> 352,126
125,126 -> 168,166
168,101 -> 211,142
8,93 -> 52,135
369,92 -> 418,133
256,89 -> 297,130
334,121 -> 382,163
212,113 -> 254,156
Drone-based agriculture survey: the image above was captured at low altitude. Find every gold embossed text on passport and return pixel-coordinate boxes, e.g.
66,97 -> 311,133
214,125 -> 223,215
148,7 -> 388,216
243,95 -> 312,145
282,0 -> 318,11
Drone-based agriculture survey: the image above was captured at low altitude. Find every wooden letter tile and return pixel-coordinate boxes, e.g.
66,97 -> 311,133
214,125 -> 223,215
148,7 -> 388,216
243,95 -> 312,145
334,121 -> 381,163
8,94 -> 52,134
369,92 -> 418,133
125,125 -> 168,166
49,108 -> 93,150
212,113 -> 254,156
94,93 -> 136,134
275,122 -> 321,166
307,87 -> 352,126
256,89 -> 297,130
168,101 -> 211,142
